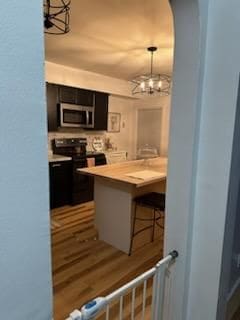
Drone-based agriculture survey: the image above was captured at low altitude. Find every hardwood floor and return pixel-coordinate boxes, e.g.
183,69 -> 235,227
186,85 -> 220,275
51,202 -> 164,320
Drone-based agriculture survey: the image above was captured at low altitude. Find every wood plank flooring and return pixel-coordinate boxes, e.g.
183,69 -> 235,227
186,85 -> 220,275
51,202 -> 164,320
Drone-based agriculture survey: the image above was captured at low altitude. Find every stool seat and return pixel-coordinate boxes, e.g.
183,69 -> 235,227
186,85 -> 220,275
134,192 -> 165,211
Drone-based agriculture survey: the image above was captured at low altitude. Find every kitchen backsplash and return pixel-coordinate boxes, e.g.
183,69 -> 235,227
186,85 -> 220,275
48,131 -> 117,154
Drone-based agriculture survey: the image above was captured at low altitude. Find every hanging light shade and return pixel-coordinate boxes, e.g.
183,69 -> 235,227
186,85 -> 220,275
131,47 -> 171,96
44,0 -> 71,35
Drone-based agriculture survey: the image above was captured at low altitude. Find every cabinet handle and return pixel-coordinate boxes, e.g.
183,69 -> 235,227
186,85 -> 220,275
52,163 -> 61,168
86,110 -> 89,126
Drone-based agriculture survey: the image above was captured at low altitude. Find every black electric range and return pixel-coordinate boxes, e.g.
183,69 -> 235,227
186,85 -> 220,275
52,138 -> 106,205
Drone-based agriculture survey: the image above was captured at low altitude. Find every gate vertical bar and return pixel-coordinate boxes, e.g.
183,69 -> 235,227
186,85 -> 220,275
153,262 -> 167,320
131,288 -> 136,320
151,273 -> 158,320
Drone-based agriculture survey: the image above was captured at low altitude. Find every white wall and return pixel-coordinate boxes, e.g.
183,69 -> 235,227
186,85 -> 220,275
218,81 -> 240,319
164,1 -> 204,318
0,1 -> 52,319
46,61 -> 133,98
186,0 -> 240,319
107,95 -> 137,159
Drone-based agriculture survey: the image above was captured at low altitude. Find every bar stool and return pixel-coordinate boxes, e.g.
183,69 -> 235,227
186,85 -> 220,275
129,192 -> 165,256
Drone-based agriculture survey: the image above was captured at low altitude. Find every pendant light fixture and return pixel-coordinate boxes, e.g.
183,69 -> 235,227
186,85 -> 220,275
44,0 -> 71,35
131,47 -> 171,96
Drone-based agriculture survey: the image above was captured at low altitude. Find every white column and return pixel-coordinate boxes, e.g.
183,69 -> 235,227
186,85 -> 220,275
0,1 -> 52,319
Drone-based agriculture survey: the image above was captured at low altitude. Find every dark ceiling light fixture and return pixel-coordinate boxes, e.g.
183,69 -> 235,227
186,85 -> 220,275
44,0 -> 71,35
131,47 -> 171,96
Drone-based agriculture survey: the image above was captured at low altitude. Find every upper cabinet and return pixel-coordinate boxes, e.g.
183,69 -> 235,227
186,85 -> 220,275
59,85 -> 77,104
59,85 -> 94,106
46,82 -> 109,131
93,92 -> 109,131
77,88 -> 94,106
46,83 -> 59,132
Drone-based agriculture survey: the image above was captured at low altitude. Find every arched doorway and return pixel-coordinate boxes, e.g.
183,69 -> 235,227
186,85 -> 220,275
2,0 -> 240,319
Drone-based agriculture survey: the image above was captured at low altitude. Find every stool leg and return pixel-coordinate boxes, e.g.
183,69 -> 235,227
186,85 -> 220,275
151,209 -> 156,242
129,202 -> 137,256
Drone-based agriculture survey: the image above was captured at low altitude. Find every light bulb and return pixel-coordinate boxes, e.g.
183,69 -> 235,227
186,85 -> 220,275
140,81 -> 145,91
149,78 -> 154,88
158,80 -> 162,89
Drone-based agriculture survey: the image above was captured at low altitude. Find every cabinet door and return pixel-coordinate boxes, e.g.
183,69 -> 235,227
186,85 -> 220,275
76,88 -> 94,106
46,83 -> 59,131
59,85 -> 77,104
93,92 -> 109,130
49,161 -> 72,209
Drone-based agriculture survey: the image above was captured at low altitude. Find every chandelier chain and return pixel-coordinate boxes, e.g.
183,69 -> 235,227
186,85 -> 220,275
150,51 -> 153,77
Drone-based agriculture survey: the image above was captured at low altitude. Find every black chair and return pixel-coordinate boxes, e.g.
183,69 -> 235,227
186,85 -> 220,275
129,192 -> 165,255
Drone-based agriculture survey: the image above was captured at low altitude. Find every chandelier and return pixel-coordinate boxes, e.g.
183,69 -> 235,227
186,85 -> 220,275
44,0 -> 71,35
131,47 -> 171,96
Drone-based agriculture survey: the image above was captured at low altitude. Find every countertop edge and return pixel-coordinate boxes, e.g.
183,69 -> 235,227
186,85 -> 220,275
78,157 -> 167,187
48,155 -> 72,163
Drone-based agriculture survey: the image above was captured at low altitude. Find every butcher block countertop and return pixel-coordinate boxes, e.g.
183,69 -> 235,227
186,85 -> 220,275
78,157 -> 167,187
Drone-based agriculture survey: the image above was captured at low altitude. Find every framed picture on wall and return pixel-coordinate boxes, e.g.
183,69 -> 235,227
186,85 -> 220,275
107,112 -> 121,132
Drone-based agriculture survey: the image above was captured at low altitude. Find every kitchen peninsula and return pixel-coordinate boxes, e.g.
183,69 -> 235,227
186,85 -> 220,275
79,157 -> 167,254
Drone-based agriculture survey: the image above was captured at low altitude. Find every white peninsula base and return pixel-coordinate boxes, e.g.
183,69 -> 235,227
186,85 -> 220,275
94,177 -> 166,254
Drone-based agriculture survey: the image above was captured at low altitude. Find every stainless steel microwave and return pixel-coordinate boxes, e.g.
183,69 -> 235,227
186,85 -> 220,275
59,103 -> 94,128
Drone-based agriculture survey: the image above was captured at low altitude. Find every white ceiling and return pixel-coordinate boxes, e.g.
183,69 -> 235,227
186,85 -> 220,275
45,0 -> 174,81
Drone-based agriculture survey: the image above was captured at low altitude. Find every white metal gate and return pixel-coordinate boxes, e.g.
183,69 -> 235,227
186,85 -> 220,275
66,251 -> 178,320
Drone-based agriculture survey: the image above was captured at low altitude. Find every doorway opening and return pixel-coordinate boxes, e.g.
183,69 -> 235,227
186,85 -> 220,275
44,0 -> 174,319
137,108 -> 162,156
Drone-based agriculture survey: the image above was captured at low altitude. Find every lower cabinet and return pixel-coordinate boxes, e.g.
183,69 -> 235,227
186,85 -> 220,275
49,161 -> 72,209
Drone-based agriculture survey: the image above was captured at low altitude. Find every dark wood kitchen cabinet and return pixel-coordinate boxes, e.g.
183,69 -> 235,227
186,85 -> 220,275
46,83 -> 109,131
90,92 -> 109,130
59,85 -> 77,104
46,83 -> 59,132
59,85 -> 94,106
77,88 -> 94,106
49,161 -> 72,209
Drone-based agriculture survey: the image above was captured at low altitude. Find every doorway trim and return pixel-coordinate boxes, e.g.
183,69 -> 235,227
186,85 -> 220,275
164,0 -> 207,319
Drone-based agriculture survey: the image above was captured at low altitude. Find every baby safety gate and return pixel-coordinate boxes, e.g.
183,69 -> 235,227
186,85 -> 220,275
66,251 -> 178,320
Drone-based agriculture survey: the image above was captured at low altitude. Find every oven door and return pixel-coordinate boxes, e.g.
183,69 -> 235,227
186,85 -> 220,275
59,103 -> 94,128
